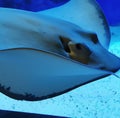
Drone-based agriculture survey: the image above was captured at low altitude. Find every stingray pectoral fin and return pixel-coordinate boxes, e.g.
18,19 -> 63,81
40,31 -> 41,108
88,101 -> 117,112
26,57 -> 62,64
0,48 -> 111,101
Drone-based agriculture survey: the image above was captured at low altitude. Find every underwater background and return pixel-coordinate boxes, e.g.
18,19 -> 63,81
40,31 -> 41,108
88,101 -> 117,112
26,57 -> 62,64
0,0 -> 120,118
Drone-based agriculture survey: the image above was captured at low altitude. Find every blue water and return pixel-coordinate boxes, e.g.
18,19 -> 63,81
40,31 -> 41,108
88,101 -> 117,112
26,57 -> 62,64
0,0 -> 120,118
0,0 -> 69,11
0,0 -> 120,25
96,0 -> 120,26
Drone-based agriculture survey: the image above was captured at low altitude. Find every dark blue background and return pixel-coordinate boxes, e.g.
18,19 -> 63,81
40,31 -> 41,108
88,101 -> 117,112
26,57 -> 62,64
0,0 -> 120,26
96,0 -> 120,26
0,0 -> 69,11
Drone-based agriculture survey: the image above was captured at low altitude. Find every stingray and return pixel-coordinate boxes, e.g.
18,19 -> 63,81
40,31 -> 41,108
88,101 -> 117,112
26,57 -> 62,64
39,0 -> 111,48
0,8 -> 120,101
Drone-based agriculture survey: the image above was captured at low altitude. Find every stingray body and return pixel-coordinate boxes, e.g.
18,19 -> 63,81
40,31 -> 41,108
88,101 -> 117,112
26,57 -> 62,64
0,7 -> 120,101
40,0 -> 111,48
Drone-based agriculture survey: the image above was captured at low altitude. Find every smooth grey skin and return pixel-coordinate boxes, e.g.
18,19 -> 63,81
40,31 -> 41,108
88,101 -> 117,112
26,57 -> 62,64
39,0 -> 111,48
0,8 -> 120,72
0,8 -> 120,101
0,48 -> 112,101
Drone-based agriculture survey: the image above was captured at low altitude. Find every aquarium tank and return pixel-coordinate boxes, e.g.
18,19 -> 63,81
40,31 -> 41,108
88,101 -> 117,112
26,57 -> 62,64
0,0 -> 120,118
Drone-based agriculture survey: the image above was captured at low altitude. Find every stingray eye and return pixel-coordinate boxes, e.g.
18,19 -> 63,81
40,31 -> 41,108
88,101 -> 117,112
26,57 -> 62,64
76,44 -> 82,50
90,34 -> 98,44
59,36 -> 71,52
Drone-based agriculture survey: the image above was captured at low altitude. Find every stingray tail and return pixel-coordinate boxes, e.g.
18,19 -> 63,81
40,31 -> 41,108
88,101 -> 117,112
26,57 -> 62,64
110,71 -> 120,79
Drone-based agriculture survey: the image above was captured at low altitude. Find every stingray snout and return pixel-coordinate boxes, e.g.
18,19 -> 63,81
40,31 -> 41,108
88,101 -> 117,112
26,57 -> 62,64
90,46 -> 120,72
59,35 -> 120,72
